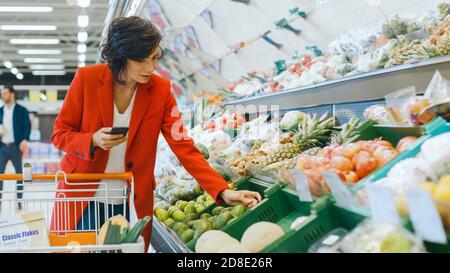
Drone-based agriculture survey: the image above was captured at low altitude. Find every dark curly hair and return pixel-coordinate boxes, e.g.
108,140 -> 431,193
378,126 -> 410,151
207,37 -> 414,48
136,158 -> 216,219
100,16 -> 162,85
3,85 -> 15,94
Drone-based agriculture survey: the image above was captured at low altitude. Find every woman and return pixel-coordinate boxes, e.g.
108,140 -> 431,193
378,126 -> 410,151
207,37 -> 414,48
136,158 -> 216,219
50,16 -> 261,248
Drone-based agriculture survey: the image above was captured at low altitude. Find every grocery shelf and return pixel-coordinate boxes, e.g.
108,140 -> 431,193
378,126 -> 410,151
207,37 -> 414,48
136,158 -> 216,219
224,55 -> 450,111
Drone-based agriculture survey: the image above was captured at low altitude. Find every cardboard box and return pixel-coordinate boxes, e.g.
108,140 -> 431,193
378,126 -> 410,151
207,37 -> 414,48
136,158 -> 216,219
0,211 -> 50,249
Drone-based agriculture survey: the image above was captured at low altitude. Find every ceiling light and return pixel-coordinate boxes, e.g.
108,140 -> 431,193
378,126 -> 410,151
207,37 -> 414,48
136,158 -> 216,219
18,49 -> 62,55
1,25 -> 57,31
77,15 -> 89,28
78,54 -> 86,62
77,44 -> 87,53
24,58 -> 63,63
77,31 -> 88,42
32,70 -> 66,76
0,7 -> 53,12
29,64 -> 65,70
10,68 -> 19,75
16,73 -> 24,80
77,0 -> 91,8
40,93 -> 47,101
10,38 -> 60,45
3,61 -> 13,68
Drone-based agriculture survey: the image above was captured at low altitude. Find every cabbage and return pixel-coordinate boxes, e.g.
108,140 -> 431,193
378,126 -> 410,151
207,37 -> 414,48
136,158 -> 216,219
280,111 -> 307,132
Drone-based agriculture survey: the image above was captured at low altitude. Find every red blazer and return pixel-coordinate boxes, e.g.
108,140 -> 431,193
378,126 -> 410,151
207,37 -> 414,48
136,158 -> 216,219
50,64 -> 229,248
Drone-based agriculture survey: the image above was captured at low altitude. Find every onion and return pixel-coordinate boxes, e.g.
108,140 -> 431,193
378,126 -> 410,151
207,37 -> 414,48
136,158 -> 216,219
341,143 -> 360,160
319,145 -> 338,159
302,156 -> 317,170
344,171 -> 360,183
377,149 -> 398,167
330,156 -> 354,172
296,155 -> 310,170
352,151 -> 371,167
331,146 -> 346,158
315,157 -> 331,167
374,139 -> 393,149
354,152 -> 378,178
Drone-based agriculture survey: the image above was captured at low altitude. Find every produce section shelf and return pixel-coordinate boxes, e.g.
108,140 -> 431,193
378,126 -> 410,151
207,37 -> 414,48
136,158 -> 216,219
223,55 -> 450,111
151,216 -> 189,253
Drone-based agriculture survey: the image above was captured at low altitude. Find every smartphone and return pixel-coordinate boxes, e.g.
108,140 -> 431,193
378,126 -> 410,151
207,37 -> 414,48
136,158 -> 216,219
107,127 -> 129,136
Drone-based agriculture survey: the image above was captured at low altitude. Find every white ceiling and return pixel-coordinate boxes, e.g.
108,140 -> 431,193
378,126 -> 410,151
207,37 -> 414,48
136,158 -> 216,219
0,0 -> 110,76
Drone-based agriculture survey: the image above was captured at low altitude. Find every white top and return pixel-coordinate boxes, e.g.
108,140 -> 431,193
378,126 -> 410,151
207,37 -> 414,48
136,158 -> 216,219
2,103 -> 15,144
95,89 -> 137,204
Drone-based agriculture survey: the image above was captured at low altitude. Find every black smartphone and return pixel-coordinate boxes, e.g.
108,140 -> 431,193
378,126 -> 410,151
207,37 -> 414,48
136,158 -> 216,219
108,127 -> 129,136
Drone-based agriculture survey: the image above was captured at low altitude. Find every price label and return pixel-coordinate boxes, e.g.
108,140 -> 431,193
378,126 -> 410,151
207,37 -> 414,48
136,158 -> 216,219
406,190 -> 447,244
366,184 -> 401,225
290,169 -> 313,202
323,171 -> 355,209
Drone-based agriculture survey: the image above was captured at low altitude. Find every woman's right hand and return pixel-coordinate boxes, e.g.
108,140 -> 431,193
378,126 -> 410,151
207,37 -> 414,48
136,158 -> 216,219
92,127 -> 127,150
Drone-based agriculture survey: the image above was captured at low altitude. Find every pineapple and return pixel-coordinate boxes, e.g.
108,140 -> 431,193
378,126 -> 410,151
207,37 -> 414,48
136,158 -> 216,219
301,147 -> 322,157
436,32 -> 450,56
330,117 -> 361,145
438,3 -> 450,19
264,143 -> 302,165
279,132 -> 294,144
264,113 -> 336,165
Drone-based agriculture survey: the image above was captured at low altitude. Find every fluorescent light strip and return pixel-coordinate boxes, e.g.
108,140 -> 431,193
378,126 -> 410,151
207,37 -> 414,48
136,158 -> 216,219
32,70 -> 66,76
0,7 -> 53,12
10,38 -> 60,45
78,15 -> 89,28
3,61 -> 13,68
24,58 -> 63,63
77,31 -> 88,42
1,25 -> 57,31
77,44 -> 87,53
18,49 -> 62,55
29,65 -> 65,70
78,0 -> 91,8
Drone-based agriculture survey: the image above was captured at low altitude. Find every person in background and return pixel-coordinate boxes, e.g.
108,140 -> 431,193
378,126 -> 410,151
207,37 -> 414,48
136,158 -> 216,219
0,85 -> 31,211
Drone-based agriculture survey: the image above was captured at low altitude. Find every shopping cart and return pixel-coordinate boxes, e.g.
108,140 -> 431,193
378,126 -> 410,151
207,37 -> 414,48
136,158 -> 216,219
0,171 -> 145,253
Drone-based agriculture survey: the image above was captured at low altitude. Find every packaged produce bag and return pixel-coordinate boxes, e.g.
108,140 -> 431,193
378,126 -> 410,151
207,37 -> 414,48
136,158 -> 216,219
424,70 -> 450,105
0,211 -> 50,249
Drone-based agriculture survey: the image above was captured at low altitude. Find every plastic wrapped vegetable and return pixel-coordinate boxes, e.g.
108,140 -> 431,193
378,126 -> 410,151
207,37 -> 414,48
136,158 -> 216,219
382,15 -> 421,39
280,111 -> 307,132
363,104 -> 397,125
221,139 -> 251,161
337,220 -> 425,253
419,132 -> 450,178
335,63 -> 356,76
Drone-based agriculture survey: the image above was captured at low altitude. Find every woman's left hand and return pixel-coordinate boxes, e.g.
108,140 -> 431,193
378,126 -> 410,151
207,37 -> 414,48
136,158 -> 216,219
220,189 -> 262,208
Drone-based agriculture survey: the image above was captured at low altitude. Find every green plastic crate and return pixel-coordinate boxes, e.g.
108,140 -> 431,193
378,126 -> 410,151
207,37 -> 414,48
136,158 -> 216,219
185,180 -> 282,251
350,117 -> 447,191
192,187 -> 328,252
261,201 -> 368,252
354,120 -> 450,252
